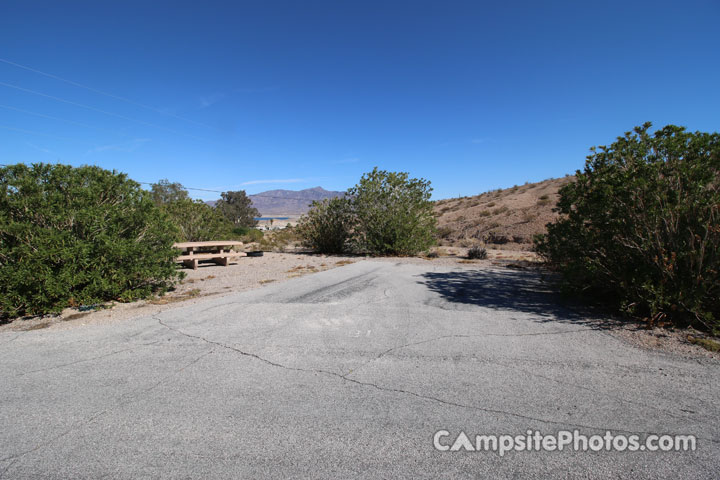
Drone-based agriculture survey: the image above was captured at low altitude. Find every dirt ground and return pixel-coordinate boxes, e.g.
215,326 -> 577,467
1,250 -> 716,361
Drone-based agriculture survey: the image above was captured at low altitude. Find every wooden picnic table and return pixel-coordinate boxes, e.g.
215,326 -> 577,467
173,241 -> 246,270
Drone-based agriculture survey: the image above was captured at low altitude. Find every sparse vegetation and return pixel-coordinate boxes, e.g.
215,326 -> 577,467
259,226 -> 302,252
432,177 -> 573,251
467,245 -> 488,259
536,124 -> 720,333
687,336 -> 720,352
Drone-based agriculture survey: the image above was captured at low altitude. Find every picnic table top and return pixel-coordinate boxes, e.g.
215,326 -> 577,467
173,241 -> 244,249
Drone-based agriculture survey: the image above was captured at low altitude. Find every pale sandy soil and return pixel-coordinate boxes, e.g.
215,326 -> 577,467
0,253 -> 358,333
1,251 -> 716,360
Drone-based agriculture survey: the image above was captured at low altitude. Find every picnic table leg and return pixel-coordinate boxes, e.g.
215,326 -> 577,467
212,248 -> 229,266
183,258 -> 198,270
212,257 -> 229,266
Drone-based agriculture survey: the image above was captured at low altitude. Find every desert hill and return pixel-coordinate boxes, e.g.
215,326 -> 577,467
250,187 -> 343,215
207,187 -> 344,216
434,176 -> 575,251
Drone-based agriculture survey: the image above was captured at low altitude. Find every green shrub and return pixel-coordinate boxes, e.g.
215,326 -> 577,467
535,124 -> 720,333
350,167 -> 437,255
296,197 -> 353,254
298,168 -> 437,256
231,226 -> 264,244
0,164 -> 182,318
161,199 -> 232,242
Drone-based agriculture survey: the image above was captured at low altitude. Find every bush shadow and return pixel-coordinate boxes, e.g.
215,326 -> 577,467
418,268 -> 621,330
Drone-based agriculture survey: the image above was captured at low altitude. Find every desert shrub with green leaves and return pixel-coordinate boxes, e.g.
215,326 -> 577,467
296,197 -> 353,254
161,198 -> 232,242
535,124 -> 720,333
298,168 -> 436,256
231,226 -> 264,244
350,168 -> 436,255
0,164 -> 183,318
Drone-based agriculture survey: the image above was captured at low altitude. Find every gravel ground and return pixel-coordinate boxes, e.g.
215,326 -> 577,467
1,250 -> 717,360
0,253 -> 358,333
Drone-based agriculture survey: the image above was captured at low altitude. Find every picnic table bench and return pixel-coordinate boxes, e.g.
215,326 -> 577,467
174,241 -> 246,270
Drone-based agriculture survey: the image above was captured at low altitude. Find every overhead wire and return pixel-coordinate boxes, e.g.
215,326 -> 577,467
0,81 -> 212,142
136,181 -> 341,201
0,103 -> 131,136
0,57 -> 215,129
0,60 -> 322,199
0,164 -> 333,202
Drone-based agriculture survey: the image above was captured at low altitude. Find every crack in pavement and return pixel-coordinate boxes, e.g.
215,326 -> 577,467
491,360 -> 716,424
14,341 -> 162,377
0,348 -> 214,478
0,332 -> 24,348
156,316 -> 718,444
341,329 -> 590,379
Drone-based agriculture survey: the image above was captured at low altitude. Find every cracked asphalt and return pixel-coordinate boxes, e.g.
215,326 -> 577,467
1,261 -> 718,479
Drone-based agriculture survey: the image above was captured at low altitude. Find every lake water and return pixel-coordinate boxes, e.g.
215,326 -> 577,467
254,217 -> 290,221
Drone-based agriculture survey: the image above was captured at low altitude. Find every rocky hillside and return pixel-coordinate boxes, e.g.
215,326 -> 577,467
434,176 -> 574,251
249,187 -> 344,216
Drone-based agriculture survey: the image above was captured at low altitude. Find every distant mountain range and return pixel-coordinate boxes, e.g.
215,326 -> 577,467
206,187 -> 344,216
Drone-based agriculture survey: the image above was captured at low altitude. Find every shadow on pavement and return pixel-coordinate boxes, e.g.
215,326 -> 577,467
418,268 -> 620,330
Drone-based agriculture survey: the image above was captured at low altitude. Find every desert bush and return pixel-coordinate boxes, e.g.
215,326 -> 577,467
0,164 -> 182,318
297,168 -> 436,256
492,206 -> 509,215
350,168 -> 436,255
296,197 -> 353,254
467,245 -> 488,259
161,199 -> 232,242
231,226 -> 264,244
485,232 -> 509,244
521,211 -> 538,223
436,226 -> 454,239
535,124 -> 720,333
260,226 -> 302,252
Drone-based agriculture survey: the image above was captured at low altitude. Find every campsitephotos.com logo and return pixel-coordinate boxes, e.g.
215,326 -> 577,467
433,430 -> 697,456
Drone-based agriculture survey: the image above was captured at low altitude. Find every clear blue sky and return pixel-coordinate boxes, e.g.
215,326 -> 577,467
1,1 -> 718,200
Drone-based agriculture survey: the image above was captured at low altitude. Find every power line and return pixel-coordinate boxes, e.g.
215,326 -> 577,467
0,164 -> 336,202
137,181 -> 342,202
0,125 -> 93,144
0,82 -> 212,142
0,104 -> 130,137
0,57 -> 214,129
